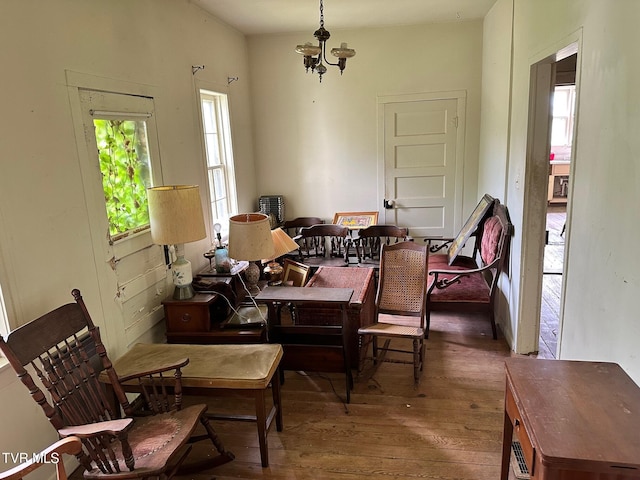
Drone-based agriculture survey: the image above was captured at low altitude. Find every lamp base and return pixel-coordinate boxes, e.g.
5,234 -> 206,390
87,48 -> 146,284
173,283 -> 195,300
245,261 -> 262,297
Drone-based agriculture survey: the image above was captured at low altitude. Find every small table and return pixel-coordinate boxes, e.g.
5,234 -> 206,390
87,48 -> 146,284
255,286 -> 354,402
501,358 -> 640,480
102,343 -> 283,467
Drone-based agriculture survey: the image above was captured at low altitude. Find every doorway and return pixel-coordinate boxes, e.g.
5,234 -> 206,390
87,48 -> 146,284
538,55 -> 576,358
520,41 -> 579,357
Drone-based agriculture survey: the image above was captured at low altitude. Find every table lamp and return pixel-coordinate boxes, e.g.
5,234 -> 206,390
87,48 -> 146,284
228,213 -> 275,296
262,228 -> 300,285
148,185 -> 206,300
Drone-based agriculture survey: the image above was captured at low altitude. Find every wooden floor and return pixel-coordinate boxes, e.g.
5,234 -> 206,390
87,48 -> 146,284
538,205 -> 566,359
146,312 -> 515,480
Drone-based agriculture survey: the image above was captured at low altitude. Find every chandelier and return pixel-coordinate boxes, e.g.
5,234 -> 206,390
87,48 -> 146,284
295,0 -> 355,83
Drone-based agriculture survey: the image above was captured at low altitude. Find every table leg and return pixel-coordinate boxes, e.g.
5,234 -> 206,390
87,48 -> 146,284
500,407 -> 513,480
272,367 -> 283,432
254,389 -> 269,467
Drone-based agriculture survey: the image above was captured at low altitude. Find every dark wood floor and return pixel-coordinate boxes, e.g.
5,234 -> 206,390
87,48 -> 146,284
107,312 -> 514,480
538,205 -> 566,359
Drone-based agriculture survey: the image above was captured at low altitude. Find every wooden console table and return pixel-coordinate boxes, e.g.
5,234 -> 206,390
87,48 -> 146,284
501,358 -> 640,480
101,343 -> 283,467
255,286 -> 354,403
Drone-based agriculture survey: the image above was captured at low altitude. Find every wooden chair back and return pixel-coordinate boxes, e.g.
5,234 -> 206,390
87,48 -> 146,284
355,224 -> 409,264
377,241 -> 428,322
282,217 -> 324,237
293,224 -> 351,267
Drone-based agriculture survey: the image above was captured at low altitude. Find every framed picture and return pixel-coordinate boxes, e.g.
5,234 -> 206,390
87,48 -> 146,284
332,211 -> 379,230
447,194 -> 495,265
282,259 -> 311,287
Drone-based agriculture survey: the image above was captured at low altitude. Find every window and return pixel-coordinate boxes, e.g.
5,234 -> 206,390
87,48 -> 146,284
93,117 -> 154,241
551,85 -> 576,148
199,90 -> 237,231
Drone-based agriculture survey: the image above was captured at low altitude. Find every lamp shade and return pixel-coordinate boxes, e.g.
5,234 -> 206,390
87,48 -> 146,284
228,213 -> 275,261
263,228 -> 299,263
148,185 -> 206,245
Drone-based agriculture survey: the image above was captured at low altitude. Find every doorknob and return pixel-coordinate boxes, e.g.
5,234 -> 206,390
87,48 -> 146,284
383,199 -> 395,209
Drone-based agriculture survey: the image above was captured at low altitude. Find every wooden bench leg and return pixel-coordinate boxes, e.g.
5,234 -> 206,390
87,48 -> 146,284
254,389 -> 269,467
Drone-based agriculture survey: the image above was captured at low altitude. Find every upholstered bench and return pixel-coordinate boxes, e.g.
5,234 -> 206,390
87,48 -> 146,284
426,199 -> 513,339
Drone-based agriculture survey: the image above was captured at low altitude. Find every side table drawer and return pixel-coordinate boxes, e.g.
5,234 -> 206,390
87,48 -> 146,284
164,304 -> 210,332
505,384 -> 535,475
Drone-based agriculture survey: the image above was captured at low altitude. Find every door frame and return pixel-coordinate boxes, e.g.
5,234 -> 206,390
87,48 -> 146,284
519,34 -> 581,356
377,90 -> 467,237
66,71 -> 165,354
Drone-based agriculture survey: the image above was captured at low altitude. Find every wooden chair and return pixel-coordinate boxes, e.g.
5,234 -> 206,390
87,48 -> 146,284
353,225 -> 411,283
281,217 -> 324,259
357,242 -> 429,386
293,224 -> 351,270
0,289 -> 234,480
0,437 -> 82,480
281,217 -> 324,236
426,201 -> 513,339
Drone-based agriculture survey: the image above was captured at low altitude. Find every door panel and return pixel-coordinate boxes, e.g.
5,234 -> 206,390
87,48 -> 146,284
77,89 -> 168,350
380,93 -> 464,240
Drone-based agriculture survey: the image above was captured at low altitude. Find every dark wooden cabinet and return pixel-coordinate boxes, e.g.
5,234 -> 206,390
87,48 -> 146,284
163,293 -> 266,344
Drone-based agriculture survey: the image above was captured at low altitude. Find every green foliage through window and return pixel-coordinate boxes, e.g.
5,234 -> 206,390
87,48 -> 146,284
94,119 -> 153,238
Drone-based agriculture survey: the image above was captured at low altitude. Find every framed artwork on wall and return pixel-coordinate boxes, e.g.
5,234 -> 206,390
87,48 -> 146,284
332,211 -> 379,230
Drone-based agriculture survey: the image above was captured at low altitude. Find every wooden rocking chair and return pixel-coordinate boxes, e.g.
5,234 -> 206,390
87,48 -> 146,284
0,289 -> 234,480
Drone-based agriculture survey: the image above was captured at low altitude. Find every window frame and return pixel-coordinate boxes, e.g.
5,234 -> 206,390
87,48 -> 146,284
198,88 -> 238,239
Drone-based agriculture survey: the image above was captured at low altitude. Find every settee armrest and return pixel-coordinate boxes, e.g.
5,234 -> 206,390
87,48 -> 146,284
423,237 -> 454,253
428,257 -> 500,291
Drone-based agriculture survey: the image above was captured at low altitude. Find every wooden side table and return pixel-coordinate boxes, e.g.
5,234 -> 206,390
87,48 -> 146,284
501,358 -> 640,480
163,293 -> 266,344
255,286 -> 354,403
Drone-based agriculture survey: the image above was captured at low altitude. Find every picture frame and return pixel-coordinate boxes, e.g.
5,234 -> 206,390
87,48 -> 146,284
447,194 -> 495,265
332,211 -> 379,230
282,258 -> 311,287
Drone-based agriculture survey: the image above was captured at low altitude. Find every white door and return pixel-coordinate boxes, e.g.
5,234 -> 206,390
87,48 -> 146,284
72,87 -> 168,353
378,92 -> 465,239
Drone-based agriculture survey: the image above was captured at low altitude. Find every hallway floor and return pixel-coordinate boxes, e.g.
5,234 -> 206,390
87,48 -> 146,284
537,205 -> 566,359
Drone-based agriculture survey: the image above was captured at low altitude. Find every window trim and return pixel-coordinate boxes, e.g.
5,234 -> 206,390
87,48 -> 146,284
196,86 -> 238,240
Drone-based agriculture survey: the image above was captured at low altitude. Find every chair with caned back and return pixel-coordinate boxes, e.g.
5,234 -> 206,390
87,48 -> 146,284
357,241 -> 429,386
0,289 -> 234,480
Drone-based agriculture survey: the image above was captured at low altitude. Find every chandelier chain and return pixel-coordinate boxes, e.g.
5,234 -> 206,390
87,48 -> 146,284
319,0 -> 324,28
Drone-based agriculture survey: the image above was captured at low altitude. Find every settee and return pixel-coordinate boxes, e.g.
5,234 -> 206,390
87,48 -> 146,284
425,195 -> 513,339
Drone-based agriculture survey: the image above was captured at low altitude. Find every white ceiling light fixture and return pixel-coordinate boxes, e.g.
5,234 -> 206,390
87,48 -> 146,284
295,0 -> 355,83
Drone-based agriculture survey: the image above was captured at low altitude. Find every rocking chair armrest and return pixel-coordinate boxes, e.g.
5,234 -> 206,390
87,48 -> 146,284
117,357 -> 190,383
58,418 -> 134,438
0,437 -> 83,480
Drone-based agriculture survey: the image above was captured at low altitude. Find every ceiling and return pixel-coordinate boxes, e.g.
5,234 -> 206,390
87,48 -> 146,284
191,0 -> 499,36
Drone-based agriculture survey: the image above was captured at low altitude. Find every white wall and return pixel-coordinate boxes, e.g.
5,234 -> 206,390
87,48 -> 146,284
481,0 -> 640,382
247,21 -> 484,224
0,0 -> 256,471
